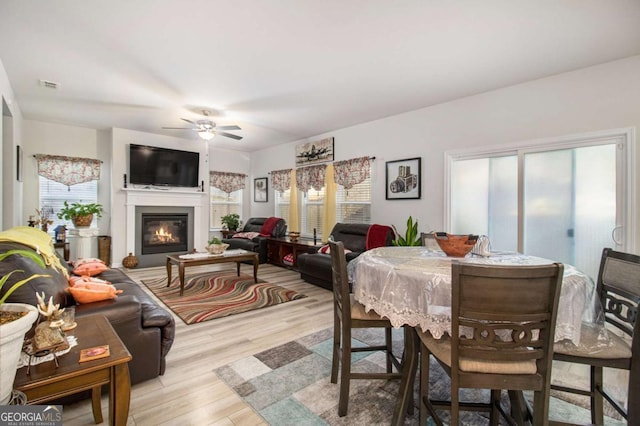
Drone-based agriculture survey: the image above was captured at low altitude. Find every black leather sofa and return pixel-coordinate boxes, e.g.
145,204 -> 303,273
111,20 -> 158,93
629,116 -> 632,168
297,223 -> 393,290
0,230 -> 175,386
222,217 -> 286,263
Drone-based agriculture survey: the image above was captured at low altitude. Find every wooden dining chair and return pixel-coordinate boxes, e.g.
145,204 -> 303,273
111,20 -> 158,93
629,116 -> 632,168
551,248 -> 640,425
328,240 -> 404,417
418,260 -> 563,426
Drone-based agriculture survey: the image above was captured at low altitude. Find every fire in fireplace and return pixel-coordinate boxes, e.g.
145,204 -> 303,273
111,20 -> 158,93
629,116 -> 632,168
141,213 -> 188,254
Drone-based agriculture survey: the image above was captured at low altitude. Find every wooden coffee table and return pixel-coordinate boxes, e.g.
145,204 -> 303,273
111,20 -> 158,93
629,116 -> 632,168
166,249 -> 260,296
14,314 -> 132,426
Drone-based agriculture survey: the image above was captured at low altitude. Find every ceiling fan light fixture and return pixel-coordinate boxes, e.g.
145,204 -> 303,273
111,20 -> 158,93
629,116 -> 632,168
198,130 -> 215,141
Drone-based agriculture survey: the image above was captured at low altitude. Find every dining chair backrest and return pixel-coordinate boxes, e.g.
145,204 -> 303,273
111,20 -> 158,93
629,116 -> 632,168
329,240 -> 350,324
450,261 -> 564,381
597,248 -> 640,337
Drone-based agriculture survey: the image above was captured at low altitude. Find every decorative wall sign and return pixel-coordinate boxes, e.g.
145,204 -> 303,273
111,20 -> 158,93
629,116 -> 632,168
295,137 -> 334,166
385,157 -> 421,200
254,177 -> 268,202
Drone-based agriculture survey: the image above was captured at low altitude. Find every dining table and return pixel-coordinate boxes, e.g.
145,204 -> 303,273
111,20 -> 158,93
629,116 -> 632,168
347,246 -> 599,426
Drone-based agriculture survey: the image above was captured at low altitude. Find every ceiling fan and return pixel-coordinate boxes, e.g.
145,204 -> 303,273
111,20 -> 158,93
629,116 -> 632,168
162,111 -> 242,141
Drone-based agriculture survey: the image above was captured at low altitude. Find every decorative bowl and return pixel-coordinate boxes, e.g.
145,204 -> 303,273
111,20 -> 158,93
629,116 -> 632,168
206,243 -> 229,255
433,233 -> 478,257
288,231 -> 300,242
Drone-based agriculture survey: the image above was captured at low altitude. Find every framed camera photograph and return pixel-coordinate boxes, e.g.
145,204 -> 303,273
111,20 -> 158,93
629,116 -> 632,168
254,177 -> 268,202
385,157 -> 421,200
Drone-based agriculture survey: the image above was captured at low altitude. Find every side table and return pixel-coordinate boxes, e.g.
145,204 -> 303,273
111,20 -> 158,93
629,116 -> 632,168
267,237 -> 322,270
220,230 -> 238,239
13,315 -> 132,426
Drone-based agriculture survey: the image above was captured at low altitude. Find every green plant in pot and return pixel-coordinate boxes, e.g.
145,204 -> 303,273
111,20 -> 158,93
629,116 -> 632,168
57,201 -> 103,228
392,216 -> 421,246
0,249 -> 51,404
220,213 -> 240,231
206,236 -> 229,255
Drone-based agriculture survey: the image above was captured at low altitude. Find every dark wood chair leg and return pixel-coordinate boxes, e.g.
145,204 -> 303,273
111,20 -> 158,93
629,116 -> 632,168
489,389 -> 500,426
338,326 -> 352,416
330,311 -> 340,384
591,365 -> 603,425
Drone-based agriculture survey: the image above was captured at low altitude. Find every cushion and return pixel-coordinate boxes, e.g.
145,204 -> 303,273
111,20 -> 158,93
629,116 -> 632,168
554,325 -> 632,359
259,217 -> 281,237
68,282 -> 122,304
73,261 -> 109,276
366,224 -> 392,250
73,257 -> 105,267
417,329 -> 537,375
282,253 -> 294,266
318,244 -> 352,255
232,231 -> 261,240
69,275 -> 112,287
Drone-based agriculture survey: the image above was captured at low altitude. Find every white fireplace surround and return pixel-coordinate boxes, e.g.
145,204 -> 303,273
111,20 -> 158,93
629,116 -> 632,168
124,188 -> 207,259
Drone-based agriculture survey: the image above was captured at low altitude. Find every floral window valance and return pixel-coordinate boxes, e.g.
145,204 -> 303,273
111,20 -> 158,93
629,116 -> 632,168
270,169 -> 292,193
334,156 -> 370,189
296,164 -> 326,192
35,154 -> 101,187
209,171 -> 247,194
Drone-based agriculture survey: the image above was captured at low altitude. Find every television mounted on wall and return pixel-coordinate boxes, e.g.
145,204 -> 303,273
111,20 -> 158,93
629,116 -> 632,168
129,144 -> 200,188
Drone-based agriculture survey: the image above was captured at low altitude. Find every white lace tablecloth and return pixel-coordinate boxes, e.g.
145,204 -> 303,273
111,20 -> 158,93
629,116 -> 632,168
348,247 -> 598,346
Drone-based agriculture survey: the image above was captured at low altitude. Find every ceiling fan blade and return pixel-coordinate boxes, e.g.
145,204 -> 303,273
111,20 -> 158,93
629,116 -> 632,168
162,127 -> 194,130
215,125 -> 241,131
216,131 -> 243,140
180,118 -> 196,124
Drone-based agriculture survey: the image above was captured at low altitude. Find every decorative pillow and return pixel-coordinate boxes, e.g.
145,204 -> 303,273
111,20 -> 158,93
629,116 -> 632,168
318,244 -> 352,255
259,217 -> 281,236
68,282 -> 122,304
73,261 -> 109,276
73,257 -> 105,267
232,231 -> 261,240
69,275 -> 112,287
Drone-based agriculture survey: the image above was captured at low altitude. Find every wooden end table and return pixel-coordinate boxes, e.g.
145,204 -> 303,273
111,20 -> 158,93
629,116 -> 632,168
13,314 -> 132,426
267,237 -> 322,270
166,249 -> 260,296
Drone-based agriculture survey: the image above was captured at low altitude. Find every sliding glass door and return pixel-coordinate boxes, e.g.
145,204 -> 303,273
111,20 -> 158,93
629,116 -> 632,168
448,130 -> 631,280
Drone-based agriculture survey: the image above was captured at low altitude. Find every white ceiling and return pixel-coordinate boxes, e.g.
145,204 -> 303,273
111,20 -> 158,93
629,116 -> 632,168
1,1 -> 640,152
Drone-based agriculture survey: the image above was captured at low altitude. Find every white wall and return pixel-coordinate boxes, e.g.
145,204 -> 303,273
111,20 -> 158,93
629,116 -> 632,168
1,58 -> 23,230
21,120 -> 102,231
250,55 -> 640,251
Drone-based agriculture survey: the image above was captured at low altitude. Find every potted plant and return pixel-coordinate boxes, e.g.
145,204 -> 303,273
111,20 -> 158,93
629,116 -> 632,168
206,236 -> 229,255
57,201 -> 103,228
391,216 -> 421,246
220,213 -> 240,231
0,249 -> 50,404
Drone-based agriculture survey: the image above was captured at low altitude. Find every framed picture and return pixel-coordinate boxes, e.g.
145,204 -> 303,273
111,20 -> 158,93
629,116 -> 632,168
295,137 -> 334,166
254,177 -> 268,202
385,157 -> 421,200
16,145 -> 23,182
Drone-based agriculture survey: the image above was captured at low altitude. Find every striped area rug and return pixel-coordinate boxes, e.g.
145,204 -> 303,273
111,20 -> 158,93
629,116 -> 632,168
142,271 -> 307,324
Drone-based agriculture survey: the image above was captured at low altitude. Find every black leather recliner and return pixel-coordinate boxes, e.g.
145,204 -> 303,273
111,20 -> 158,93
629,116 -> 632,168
297,223 -> 393,290
222,217 -> 286,263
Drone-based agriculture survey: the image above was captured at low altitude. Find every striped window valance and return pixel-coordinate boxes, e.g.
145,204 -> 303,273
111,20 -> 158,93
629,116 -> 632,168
296,164 -> 326,192
35,154 -> 101,187
270,168 -> 292,193
334,156 -> 370,189
209,171 -> 247,193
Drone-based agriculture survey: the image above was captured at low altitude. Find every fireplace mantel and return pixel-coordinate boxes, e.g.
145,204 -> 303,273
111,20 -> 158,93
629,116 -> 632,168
124,188 -> 207,259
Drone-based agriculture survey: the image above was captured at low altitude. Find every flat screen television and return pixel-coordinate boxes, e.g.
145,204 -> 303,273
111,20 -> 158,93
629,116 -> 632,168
129,144 -> 200,188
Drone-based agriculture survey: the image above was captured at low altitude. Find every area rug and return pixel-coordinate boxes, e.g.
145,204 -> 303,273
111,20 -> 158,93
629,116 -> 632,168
214,328 -> 615,426
141,271 -> 307,325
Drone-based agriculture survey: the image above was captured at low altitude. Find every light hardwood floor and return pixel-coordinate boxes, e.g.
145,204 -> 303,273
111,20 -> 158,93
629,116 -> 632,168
62,263 -> 334,425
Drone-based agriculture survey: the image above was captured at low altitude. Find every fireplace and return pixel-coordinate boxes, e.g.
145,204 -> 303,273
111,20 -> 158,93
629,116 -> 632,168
141,214 -> 188,254
134,206 -> 195,268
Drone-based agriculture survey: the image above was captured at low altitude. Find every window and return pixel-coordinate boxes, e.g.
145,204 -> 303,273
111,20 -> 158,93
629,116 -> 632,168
274,189 -> 290,226
39,176 -> 98,229
210,187 -> 243,229
301,188 -> 324,239
447,129 -> 634,280
336,176 -> 371,224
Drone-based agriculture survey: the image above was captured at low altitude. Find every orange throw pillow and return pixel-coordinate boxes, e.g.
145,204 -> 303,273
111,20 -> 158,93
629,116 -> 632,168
68,282 -> 122,304
73,261 -> 109,276
68,275 -> 111,287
